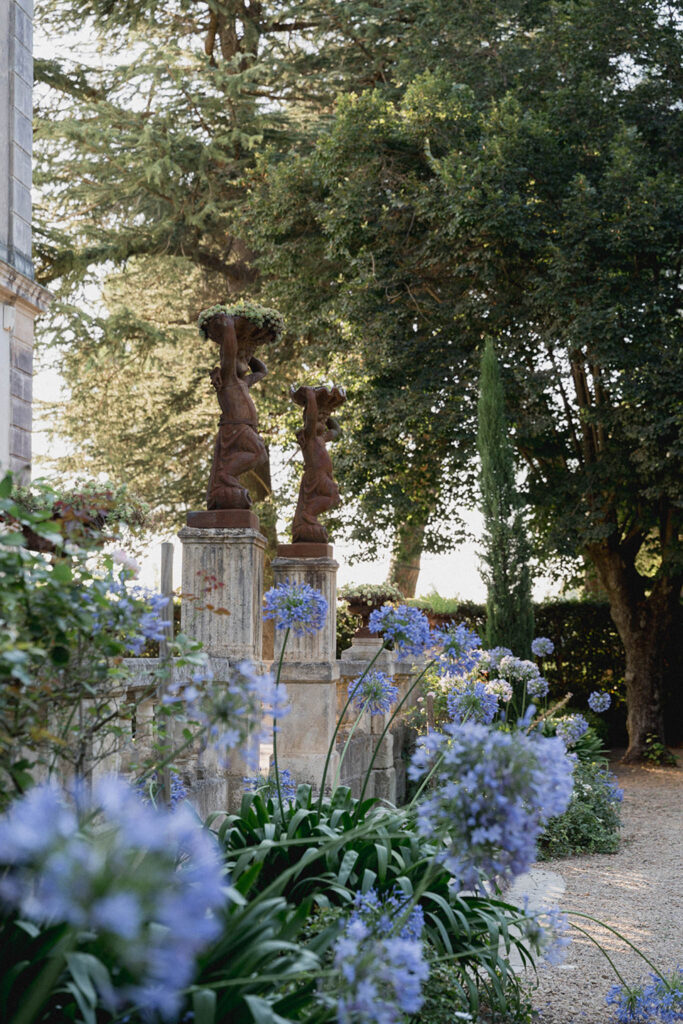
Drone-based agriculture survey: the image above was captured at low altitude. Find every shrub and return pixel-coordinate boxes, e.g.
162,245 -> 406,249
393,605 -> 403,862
538,760 -> 623,860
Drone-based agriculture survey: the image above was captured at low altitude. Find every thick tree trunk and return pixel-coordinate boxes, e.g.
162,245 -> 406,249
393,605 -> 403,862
588,543 -> 681,762
387,519 -> 426,598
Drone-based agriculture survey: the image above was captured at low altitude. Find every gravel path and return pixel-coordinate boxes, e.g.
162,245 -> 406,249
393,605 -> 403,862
528,755 -> 683,1023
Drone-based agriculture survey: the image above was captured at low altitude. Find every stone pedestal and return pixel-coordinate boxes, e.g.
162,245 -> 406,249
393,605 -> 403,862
275,662 -> 340,792
268,546 -> 340,793
271,546 -> 338,662
178,524 -> 266,660
338,638 -> 403,803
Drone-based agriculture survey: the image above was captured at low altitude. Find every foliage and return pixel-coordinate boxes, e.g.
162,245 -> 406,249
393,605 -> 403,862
538,760 -> 623,860
642,735 -> 679,768
606,966 -> 683,1024
0,475 -> 168,800
213,783 -> 546,1021
10,478 -> 150,533
477,338 -> 534,656
247,0 -> 683,757
336,602 -> 361,658
339,582 -> 405,606
197,301 -> 285,344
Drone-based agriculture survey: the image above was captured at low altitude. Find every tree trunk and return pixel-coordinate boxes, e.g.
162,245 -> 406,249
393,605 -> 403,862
387,519 -> 426,598
588,543 -> 681,762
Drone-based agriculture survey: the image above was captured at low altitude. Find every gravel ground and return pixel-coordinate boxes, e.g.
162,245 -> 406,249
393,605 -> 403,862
528,754 -> 683,1023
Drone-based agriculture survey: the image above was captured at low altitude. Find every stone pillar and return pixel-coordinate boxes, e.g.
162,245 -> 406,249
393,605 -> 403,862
339,637 -> 399,801
271,543 -> 338,662
178,516 -> 266,661
178,512 -> 268,813
269,543 -> 340,791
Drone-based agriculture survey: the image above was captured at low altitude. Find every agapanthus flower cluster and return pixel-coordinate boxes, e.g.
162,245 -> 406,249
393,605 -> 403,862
368,604 -> 431,660
136,770 -> 187,809
409,721 -> 573,888
526,674 -> 550,700
433,622 -> 482,677
555,713 -> 589,747
83,572 -> 170,655
0,778 -> 226,1019
244,767 -> 297,803
477,646 -> 513,674
486,677 -> 514,704
520,903 -> 572,966
348,671 -> 399,716
531,637 -> 555,659
350,888 -> 425,942
606,968 -> 683,1024
335,887 -> 429,1024
262,581 -> 327,636
447,680 -> 499,725
497,654 -> 549,700
164,660 -> 289,770
498,655 -> 542,687
588,690 -> 612,713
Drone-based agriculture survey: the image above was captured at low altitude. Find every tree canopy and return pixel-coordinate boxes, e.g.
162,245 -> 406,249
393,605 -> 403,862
34,0 -> 683,755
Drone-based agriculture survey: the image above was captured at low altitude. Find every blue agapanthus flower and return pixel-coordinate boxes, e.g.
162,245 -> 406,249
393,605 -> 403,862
531,636 -> 555,658
350,888 -> 425,942
606,967 -> 683,1023
368,604 -> 431,660
521,903 -> 572,966
447,680 -> 498,725
244,767 -> 297,803
527,675 -> 550,700
0,778 -> 227,1020
555,713 -> 589,747
477,646 -> 513,674
262,581 -> 327,635
433,622 -> 482,677
498,655 -> 542,687
588,690 -> 611,713
136,770 -> 187,809
335,887 -> 429,1024
164,660 -> 289,770
409,721 -> 573,888
348,671 -> 399,716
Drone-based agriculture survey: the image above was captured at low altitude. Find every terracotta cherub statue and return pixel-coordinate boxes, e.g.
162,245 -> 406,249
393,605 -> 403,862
198,302 -> 283,510
290,384 -> 346,544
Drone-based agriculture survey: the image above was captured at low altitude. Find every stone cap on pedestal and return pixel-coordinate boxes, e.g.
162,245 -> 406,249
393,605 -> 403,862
187,509 -> 262,532
276,542 -> 333,558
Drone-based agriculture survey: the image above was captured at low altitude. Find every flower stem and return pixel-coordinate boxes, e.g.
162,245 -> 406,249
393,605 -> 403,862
271,626 -> 290,819
407,749 -> 445,809
316,642 -> 387,812
355,658 -> 435,816
332,708 -> 366,793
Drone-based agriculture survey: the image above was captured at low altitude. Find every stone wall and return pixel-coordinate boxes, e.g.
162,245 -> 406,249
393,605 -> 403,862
0,0 -> 51,479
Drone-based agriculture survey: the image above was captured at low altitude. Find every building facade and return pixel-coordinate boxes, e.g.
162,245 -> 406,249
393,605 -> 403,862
1,0 -> 51,480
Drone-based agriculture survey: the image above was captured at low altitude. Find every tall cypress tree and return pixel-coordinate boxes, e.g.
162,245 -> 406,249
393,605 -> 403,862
477,339 -> 534,656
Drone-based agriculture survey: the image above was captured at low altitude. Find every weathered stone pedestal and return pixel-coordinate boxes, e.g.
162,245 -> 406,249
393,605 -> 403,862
178,512 -> 268,811
339,636 -> 400,802
179,513 -> 266,660
270,543 -> 340,791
